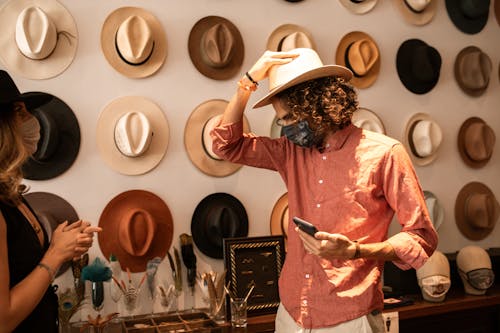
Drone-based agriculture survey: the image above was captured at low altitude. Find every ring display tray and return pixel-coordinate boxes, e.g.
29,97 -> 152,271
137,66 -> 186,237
122,311 -> 224,333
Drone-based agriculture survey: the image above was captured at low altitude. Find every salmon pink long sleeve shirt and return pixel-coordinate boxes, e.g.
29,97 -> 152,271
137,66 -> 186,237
211,121 -> 438,329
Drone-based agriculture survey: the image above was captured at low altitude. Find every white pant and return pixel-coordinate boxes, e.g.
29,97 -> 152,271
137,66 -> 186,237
275,303 -> 382,333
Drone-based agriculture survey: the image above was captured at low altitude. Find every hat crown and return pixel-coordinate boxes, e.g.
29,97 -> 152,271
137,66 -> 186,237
460,0 -> 489,18
411,119 -> 442,158
206,205 -> 239,245
0,70 -> 21,105
406,0 -> 432,12
116,15 -> 154,65
118,208 -> 156,257
412,45 -> 441,82
15,6 -> 57,60
424,192 -> 443,230
32,109 -> 59,161
201,23 -> 234,68
280,31 -> 314,51
464,122 -> 495,161
457,49 -> 492,90
465,193 -> 498,229
114,111 -> 153,157
202,115 -> 223,160
347,38 -> 379,76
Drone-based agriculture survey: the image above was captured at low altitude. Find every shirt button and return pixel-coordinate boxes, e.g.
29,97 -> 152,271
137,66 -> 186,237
318,179 -> 323,184
305,274 -> 310,279
316,203 -> 321,208
325,143 -> 330,148
322,156 -> 327,160
302,300 -> 308,306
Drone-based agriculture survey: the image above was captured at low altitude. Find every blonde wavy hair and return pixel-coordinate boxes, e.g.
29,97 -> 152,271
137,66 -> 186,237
0,104 -> 30,205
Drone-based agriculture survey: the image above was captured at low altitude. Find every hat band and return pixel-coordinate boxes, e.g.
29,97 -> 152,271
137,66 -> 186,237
404,0 -> 426,13
115,33 -> 155,66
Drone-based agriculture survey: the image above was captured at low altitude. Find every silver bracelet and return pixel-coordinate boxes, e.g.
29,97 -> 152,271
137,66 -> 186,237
38,262 -> 56,283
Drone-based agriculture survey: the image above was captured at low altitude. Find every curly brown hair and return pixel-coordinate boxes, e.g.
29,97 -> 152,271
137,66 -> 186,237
279,76 -> 358,147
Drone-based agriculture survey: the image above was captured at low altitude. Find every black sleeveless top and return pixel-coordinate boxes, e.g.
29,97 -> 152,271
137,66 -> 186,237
1,198 -> 58,333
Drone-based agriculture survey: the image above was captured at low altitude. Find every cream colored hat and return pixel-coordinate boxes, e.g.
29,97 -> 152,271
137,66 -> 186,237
101,7 -> 167,78
404,113 -> 442,166
424,190 -> 444,231
0,0 -> 78,79
393,0 -> 437,26
338,0 -> 378,14
351,107 -> 385,134
266,24 -> 317,51
96,96 -> 169,175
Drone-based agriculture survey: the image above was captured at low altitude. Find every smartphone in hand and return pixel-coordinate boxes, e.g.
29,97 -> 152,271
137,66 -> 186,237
292,217 -> 318,236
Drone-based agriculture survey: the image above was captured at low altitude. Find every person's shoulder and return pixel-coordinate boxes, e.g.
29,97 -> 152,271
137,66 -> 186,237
360,129 -> 401,149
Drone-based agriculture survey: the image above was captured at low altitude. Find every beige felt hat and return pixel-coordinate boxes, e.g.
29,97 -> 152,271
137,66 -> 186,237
335,31 -> 380,89
424,190 -> 444,231
0,0 -> 78,80
266,24 -> 317,51
404,113 -> 443,166
188,16 -> 244,80
101,6 -> 167,78
351,107 -> 385,134
457,117 -> 495,168
454,46 -> 492,97
253,48 -> 352,109
338,0 -> 379,14
184,99 -> 250,177
393,0 -> 437,26
96,96 -> 169,175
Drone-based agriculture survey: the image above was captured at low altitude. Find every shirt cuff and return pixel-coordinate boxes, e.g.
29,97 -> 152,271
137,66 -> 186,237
386,232 -> 430,270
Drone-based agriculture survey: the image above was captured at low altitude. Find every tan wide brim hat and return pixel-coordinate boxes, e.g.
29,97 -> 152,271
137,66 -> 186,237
455,182 -> 499,241
403,113 -> 442,166
101,6 -> 167,78
98,190 -> 173,272
335,31 -> 380,89
351,107 -> 385,134
0,0 -> 78,80
184,99 -> 250,177
457,117 -> 495,169
266,24 -> 317,51
338,0 -> 378,14
188,16 -> 244,80
270,192 -> 289,241
393,0 -> 437,26
96,96 -> 169,175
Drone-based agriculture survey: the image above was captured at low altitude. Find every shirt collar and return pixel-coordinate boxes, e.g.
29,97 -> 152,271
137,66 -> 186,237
323,124 -> 357,152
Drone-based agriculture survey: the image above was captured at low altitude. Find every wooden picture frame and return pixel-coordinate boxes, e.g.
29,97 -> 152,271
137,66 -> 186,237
223,235 -> 285,317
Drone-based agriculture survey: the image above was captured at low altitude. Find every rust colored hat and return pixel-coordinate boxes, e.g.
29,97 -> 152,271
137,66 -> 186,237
98,190 -> 173,272
266,24 -> 317,51
24,191 -> 79,277
457,117 -> 495,168
454,46 -> 492,97
270,192 -> 289,242
455,182 -> 500,241
335,31 -> 380,88
393,0 -> 437,26
188,16 -> 244,80
184,99 -> 250,177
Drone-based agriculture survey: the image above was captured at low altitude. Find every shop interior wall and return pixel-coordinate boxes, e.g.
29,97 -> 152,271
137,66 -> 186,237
2,0 -> 499,318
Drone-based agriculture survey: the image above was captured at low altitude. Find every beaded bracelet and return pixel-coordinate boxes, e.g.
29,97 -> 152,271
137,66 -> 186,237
38,262 -> 56,283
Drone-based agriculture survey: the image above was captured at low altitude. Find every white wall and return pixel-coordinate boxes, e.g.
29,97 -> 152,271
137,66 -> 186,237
2,0 -> 499,318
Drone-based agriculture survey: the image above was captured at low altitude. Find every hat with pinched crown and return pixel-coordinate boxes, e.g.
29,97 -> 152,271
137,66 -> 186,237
454,46 -> 492,97
457,117 -> 495,168
266,24 -> 317,52
393,0 -> 437,26
445,0 -> 490,34
338,0 -> 379,14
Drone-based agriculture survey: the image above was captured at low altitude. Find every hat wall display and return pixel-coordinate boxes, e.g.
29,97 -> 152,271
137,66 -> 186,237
266,24 -> 317,51
96,96 -> 169,175
351,107 -> 385,134
393,0 -> 437,26
338,0 -> 378,14
184,99 -> 250,177
101,6 -> 167,78
188,16 -> 244,80
396,39 -> 441,94
24,191 -> 79,277
455,182 -> 500,241
404,113 -> 443,166
335,31 -> 380,89
457,117 -> 495,168
424,190 -> 444,231
191,193 -> 249,259
98,190 -> 173,272
454,46 -> 492,97
270,192 -> 289,241
21,92 -> 80,180
445,0 -> 490,34
0,0 -> 78,80
254,48 -> 353,108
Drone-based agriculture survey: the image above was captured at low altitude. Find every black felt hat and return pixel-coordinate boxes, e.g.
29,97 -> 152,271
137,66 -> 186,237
21,92 -> 80,180
396,39 -> 441,95
445,0 -> 490,34
0,70 -> 51,110
191,193 -> 248,259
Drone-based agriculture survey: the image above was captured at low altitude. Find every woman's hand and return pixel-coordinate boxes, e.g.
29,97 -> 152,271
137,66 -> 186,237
49,220 -> 102,263
297,228 -> 356,260
246,51 -> 299,83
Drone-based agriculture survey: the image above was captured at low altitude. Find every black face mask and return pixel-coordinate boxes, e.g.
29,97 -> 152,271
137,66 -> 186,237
282,120 -> 318,148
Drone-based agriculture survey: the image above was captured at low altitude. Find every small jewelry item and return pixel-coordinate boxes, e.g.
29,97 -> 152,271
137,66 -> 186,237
38,262 -> 56,283
237,78 -> 257,92
30,221 -> 41,234
245,72 -> 259,86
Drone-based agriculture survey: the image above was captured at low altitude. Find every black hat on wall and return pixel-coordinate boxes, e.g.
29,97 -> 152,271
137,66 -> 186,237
445,0 -> 490,34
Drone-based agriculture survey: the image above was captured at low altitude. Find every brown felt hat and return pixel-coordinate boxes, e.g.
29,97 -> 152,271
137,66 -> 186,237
454,46 -> 492,97
338,0 -> 378,14
188,16 -> 244,80
266,24 -> 316,51
457,117 -> 495,168
184,99 -> 250,177
393,0 -> 437,26
455,182 -> 499,241
335,31 -> 380,89
98,190 -> 173,272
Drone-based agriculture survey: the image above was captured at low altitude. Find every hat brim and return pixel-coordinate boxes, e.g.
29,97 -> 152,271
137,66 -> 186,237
96,96 -> 169,175
0,0 -> 78,79
393,0 -> 437,26
445,0 -> 489,34
24,192 -> 79,277
454,46 -> 491,97
266,24 -> 317,51
270,192 -> 289,241
455,182 -> 496,241
338,0 -> 378,14
351,107 -> 385,134
335,31 -> 380,88
188,16 -> 244,80
101,6 -> 167,78
403,113 -> 440,166
184,99 -> 250,177
191,193 -> 248,259
22,93 -> 80,180
253,64 -> 352,109
98,190 -> 173,272
457,117 -> 492,168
